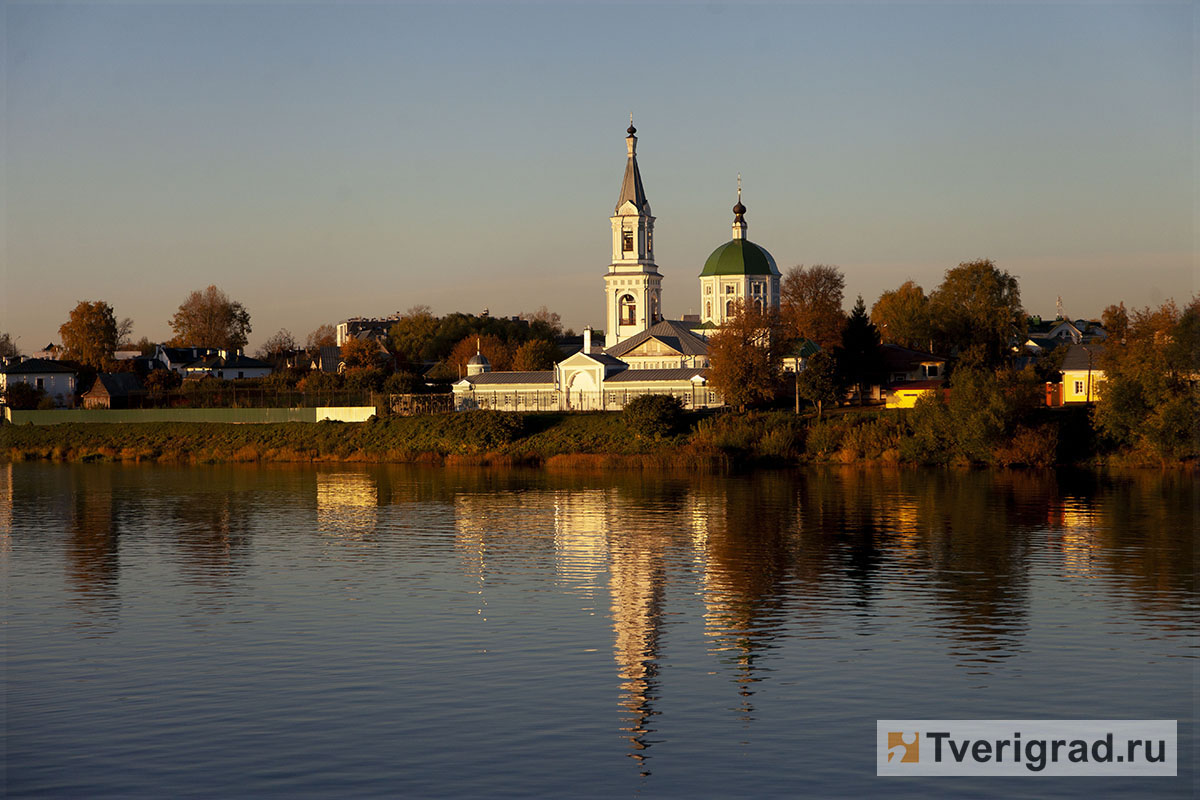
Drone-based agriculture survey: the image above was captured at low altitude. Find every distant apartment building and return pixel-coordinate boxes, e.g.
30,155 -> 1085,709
336,315 -> 404,347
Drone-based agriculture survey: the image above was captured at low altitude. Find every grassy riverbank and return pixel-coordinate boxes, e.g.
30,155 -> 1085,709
5,405 -> 1185,468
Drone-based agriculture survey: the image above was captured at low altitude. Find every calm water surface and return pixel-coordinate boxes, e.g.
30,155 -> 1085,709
3,463 -> 1196,798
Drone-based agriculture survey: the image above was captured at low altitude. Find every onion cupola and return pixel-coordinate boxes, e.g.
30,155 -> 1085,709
697,176 -> 783,327
699,182 -> 780,278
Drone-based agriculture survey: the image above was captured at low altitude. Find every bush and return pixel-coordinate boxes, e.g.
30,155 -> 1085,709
623,394 -> 685,439
459,410 -> 526,450
4,382 -> 46,410
993,423 -> 1058,467
804,419 -> 845,458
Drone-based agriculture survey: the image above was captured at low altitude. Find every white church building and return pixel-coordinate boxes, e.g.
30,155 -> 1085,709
453,122 -> 780,412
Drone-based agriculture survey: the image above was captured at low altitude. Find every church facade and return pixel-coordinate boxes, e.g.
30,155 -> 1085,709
452,123 -> 780,412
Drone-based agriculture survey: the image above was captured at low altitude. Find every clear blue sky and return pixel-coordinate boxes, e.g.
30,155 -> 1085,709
5,1 -> 1195,351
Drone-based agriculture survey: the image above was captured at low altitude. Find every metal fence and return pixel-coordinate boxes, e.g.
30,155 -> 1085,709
455,388 -> 722,412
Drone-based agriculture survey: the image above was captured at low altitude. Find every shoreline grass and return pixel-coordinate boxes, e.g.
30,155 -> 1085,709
2,409 -> 1193,469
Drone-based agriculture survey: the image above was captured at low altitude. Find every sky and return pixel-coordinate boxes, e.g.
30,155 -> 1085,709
4,1 -> 1195,352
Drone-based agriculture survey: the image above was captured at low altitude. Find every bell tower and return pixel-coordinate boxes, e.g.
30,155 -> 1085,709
605,118 -> 662,347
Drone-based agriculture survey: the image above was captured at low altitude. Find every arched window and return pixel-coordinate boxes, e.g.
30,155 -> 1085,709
754,298 -> 764,313
650,296 -> 660,322
725,299 -> 735,318
705,301 -> 712,318
620,295 -> 637,325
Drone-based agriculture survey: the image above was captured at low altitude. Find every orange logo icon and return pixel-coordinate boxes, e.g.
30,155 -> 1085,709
887,732 -> 919,763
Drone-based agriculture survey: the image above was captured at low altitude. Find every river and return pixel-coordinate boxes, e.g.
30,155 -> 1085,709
3,463 -> 1195,797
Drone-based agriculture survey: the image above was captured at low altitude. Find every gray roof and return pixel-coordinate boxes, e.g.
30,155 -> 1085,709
87,373 -> 144,397
880,344 -> 947,372
1061,343 -> 1105,371
606,368 -> 708,383
463,371 -> 554,386
604,319 -> 709,358
1,358 -> 77,375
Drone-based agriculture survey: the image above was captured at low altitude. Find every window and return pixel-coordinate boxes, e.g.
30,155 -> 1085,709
705,301 -> 712,318
751,282 -> 764,295
35,378 -> 44,390
926,365 -> 939,378
725,300 -> 735,317
1074,380 -> 1085,395
705,284 -> 712,296
754,298 -> 764,313
646,230 -> 652,253
650,297 -> 660,322
725,284 -> 735,295
620,294 -> 637,325
622,230 -> 634,252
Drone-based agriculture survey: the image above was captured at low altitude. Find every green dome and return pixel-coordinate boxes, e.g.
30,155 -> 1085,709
699,239 -> 779,277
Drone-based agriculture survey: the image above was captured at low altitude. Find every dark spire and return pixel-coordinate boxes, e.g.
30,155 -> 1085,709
616,118 -> 650,214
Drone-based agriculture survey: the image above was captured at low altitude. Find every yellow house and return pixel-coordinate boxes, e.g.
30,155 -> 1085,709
1060,344 -> 1105,404
885,380 -> 946,409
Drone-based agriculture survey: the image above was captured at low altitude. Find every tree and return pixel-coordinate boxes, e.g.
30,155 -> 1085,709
59,300 -> 119,369
871,280 -> 932,350
795,349 -> 840,419
134,336 -> 157,357
117,317 -> 135,348
519,305 -> 564,340
927,259 -> 1024,368
1094,298 -> 1200,460
623,394 -> 684,439
0,332 -> 19,358
388,306 -> 440,367
1101,302 -> 1128,342
306,324 -> 337,352
144,369 -> 182,395
257,329 -> 298,361
511,338 -> 561,371
441,334 -> 512,379
780,264 -> 846,350
341,337 -> 384,369
707,300 -> 785,411
168,285 -> 252,350
835,296 -> 883,405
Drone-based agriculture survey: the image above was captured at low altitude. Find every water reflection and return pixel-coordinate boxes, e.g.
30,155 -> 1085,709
7,462 -> 1194,793
316,471 -> 379,539
65,467 -> 122,624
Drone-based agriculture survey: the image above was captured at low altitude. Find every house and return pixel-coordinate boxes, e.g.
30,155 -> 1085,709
881,344 -> 947,384
181,351 -> 273,380
880,345 -> 948,408
1026,317 -> 1107,346
155,345 -> 218,374
0,358 -> 77,407
81,373 -> 145,409
1059,343 -> 1105,404
781,339 -> 820,373
886,380 -> 949,409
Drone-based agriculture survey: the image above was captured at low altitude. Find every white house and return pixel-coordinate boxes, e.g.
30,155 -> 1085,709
0,358 -> 78,407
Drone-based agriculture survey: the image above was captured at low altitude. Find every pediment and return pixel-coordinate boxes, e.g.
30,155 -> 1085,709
624,337 -> 682,358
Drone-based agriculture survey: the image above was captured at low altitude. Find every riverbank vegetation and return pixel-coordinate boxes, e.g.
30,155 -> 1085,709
2,395 -> 1186,469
